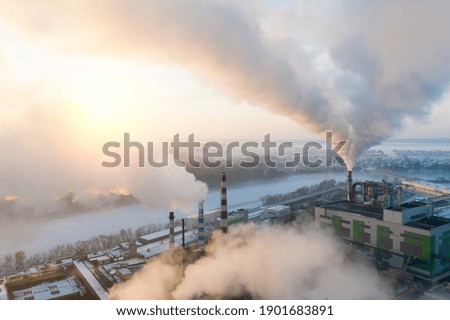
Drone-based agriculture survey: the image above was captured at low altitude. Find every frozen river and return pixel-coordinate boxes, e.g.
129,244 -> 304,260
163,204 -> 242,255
0,171 -> 362,256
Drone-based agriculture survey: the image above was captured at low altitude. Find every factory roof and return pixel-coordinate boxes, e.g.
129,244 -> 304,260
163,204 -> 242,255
319,201 -> 384,220
139,226 -> 182,244
405,216 -> 450,230
87,251 -> 105,259
12,277 -> 81,300
102,258 -> 145,272
134,229 -> 197,259
266,205 -> 290,212
387,201 -> 428,211
73,260 -> 109,300
117,268 -> 132,276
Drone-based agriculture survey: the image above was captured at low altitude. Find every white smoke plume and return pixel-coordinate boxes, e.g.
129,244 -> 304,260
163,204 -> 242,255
1,0 -> 448,169
109,223 -> 386,299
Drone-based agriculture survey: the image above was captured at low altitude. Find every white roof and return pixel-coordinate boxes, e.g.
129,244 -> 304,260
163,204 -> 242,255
117,268 -> 132,276
90,255 -> 110,262
267,205 -> 290,212
12,277 -> 81,300
60,258 -> 73,265
102,258 -> 145,271
87,251 -> 104,259
248,210 -> 263,220
73,260 -> 109,300
140,226 -> 182,242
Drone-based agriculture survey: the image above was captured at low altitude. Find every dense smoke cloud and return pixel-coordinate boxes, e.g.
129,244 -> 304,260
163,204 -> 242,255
110,224 -> 386,299
1,0 -> 448,169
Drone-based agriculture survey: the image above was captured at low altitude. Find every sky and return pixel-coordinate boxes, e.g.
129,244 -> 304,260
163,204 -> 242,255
0,0 -> 449,214
0,1 -> 448,144
0,21 -> 308,143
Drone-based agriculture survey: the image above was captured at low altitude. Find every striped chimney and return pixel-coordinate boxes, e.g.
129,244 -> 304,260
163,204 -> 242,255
220,172 -> 228,233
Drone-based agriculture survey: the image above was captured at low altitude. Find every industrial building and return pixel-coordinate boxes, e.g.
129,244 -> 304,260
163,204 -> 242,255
2,265 -> 95,300
260,205 -> 291,223
11,276 -> 84,300
315,171 -> 450,280
0,172 -> 346,300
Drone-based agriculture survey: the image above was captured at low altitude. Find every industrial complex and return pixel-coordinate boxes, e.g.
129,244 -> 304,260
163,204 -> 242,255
0,172 -> 296,300
316,170 -> 450,281
2,170 -> 450,300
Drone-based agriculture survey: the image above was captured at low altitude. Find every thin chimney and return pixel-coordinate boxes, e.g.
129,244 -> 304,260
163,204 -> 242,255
347,170 -> 353,202
169,211 -> 175,249
220,172 -> 228,233
182,218 -> 185,248
397,187 -> 402,207
198,200 -> 205,247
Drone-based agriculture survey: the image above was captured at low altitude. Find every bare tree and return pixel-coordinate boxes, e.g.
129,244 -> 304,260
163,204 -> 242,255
14,250 -> 26,270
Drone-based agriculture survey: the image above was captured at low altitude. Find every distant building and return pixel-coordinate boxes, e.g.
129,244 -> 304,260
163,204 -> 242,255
261,205 -> 291,223
315,200 -> 450,279
212,210 -> 249,229
138,226 -> 182,245
88,254 -> 111,265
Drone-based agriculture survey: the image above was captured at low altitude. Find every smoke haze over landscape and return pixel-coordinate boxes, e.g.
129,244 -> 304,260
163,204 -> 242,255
0,0 -> 448,250
0,1 -> 448,213
0,0 -> 449,304
110,223 -> 385,299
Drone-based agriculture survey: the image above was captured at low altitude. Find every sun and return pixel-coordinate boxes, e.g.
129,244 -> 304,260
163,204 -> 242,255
61,59 -> 146,135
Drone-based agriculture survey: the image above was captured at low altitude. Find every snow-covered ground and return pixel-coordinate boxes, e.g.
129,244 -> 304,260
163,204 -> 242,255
204,171 -> 344,211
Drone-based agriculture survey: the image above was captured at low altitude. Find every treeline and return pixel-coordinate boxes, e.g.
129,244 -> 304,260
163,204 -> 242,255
186,164 -> 286,188
0,192 -> 140,225
261,179 -> 338,206
187,163 -> 345,189
0,220 -> 182,277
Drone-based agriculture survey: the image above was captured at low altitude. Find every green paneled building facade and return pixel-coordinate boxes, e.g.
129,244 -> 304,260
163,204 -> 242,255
315,201 -> 450,279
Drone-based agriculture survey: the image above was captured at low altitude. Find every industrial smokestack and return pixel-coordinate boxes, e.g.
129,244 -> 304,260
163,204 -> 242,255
198,200 -> 205,248
220,172 -> 228,233
182,218 -> 186,248
346,170 -> 353,202
397,187 -> 402,207
169,211 -> 175,249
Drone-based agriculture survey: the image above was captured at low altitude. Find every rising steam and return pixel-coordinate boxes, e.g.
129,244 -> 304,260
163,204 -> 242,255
1,0 -> 448,169
109,223 -> 386,299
